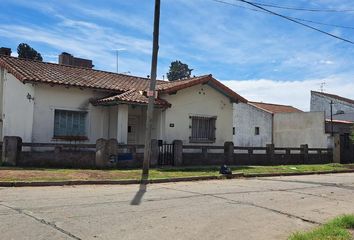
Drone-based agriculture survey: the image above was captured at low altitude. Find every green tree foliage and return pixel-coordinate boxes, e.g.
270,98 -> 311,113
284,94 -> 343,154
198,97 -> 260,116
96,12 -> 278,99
166,60 -> 193,81
17,43 -> 43,61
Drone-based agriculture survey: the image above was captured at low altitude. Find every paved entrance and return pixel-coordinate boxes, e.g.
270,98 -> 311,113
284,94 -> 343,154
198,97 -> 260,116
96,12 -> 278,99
0,173 -> 354,240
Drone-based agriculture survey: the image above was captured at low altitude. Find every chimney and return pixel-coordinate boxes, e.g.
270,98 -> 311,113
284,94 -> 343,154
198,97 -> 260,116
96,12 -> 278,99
0,47 -> 12,56
58,52 -> 94,69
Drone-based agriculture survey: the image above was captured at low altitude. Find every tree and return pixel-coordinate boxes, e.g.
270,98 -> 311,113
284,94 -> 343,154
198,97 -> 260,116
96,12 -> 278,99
166,60 -> 193,81
17,43 -> 43,61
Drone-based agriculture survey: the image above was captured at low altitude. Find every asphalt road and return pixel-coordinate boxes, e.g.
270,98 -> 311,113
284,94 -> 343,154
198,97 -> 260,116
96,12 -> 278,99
0,173 -> 354,240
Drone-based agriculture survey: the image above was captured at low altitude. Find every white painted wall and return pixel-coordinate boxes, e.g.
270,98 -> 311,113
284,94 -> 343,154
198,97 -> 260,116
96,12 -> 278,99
0,68 -> 4,139
161,83 -> 233,145
117,104 -> 128,144
233,103 -> 272,147
273,112 -> 329,148
31,84 -> 110,144
1,71 -> 35,142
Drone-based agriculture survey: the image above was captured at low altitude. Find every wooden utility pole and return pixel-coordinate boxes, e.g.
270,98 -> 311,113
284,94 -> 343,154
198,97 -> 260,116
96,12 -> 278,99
143,0 -> 161,177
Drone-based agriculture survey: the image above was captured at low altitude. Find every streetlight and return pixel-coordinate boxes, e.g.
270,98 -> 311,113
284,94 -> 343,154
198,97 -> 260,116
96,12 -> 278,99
113,48 -> 126,73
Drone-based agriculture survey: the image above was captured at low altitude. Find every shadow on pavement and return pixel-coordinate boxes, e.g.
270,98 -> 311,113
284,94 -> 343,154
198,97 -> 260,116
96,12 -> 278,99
130,174 -> 148,205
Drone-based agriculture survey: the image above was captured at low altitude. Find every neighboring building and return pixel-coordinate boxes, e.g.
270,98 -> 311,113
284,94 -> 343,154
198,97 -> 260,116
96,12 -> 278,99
0,55 -> 247,146
233,101 -> 302,147
234,101 -> 330,148
273,112 -> 329,148
311,91 -> 354,135
311,91 -> 354,121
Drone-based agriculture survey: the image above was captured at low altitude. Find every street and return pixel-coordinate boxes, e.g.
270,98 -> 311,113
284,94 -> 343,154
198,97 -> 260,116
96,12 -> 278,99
0,173 -> 354,240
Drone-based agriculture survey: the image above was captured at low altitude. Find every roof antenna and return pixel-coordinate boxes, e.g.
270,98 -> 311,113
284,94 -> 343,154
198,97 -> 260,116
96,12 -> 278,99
320,81 -> 326,93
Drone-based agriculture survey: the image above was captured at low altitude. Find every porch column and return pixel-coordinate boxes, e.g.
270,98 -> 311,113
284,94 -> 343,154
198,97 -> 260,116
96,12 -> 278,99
117,104 -> 128,144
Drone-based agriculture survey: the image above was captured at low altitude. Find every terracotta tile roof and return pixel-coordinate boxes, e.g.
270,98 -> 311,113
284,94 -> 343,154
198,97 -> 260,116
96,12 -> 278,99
157,74 -> 247,103
0,56 -> 247,105
312,91 -> 354,105
94,89 -> 170,107
249,101 -> 303,114
0,55 -> 151,92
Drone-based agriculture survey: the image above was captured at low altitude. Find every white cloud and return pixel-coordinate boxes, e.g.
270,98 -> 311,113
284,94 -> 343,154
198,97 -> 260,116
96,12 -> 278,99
222,75 -> 354,111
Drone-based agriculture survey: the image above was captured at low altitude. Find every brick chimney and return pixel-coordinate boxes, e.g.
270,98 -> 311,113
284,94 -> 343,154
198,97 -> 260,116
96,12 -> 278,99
0,47 -> 12,56
58,52 -> 94,69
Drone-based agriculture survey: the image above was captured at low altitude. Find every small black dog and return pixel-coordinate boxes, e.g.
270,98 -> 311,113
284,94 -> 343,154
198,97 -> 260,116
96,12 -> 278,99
219,165 -> 232,175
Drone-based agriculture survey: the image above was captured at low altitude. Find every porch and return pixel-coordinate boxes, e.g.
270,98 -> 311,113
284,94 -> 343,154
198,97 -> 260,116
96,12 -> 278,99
105,104 -> 165,145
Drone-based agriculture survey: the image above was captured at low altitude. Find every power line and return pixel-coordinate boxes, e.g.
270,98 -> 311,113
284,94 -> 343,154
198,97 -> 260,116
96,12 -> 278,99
251,1 -> 354,13
291,17 -> 354,30
212,0 -> 354,44
214,0 -> 354,30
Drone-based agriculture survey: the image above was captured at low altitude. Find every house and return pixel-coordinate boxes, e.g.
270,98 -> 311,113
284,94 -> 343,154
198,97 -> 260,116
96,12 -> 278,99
311,91 -> 354,135
233,101 -> 330,148
0,53 -> 247,146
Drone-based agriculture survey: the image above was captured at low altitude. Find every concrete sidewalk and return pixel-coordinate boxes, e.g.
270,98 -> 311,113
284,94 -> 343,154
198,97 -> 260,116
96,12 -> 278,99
0,173 -> 354,240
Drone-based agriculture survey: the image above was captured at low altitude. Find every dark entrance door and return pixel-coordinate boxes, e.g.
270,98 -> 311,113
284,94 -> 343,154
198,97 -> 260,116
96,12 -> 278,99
340,134 -> 354,163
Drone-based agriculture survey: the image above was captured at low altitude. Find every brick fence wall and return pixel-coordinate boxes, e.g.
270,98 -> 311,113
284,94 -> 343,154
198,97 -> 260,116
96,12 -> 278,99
0,137 -> 334,168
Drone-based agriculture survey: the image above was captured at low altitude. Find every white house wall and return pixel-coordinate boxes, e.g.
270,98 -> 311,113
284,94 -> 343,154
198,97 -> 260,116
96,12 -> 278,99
31,84 -> 110,144
1,71 -> 35,142
161,83 -> 233,145
273,112 -> 329,148
233,103 -> 272,147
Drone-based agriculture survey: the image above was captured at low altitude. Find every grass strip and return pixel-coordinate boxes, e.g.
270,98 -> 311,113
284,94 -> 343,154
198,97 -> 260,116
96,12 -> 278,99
0,164 -> 353,182
289,215 -> 354,240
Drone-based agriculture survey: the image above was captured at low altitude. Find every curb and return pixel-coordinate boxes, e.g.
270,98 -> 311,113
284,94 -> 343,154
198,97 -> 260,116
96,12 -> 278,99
0,170 -> 353,187
243,169 -> 354,178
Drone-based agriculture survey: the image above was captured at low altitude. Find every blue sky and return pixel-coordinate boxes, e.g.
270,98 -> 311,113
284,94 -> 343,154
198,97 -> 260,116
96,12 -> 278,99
1,0 -> 354,110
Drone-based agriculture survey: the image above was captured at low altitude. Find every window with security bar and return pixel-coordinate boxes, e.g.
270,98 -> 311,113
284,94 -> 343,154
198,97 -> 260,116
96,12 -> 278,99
190,116 -> 216,143
53,109 -> 88,140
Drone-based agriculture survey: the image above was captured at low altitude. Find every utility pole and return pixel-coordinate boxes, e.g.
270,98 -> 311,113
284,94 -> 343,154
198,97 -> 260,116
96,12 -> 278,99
114,49 -> 125,73
143,0 -> 161,177
116,50 -> 119,73
330,100 -> 334,136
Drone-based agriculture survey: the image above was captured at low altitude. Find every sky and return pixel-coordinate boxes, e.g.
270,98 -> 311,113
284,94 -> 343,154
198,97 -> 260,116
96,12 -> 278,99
1,0 -> 354,110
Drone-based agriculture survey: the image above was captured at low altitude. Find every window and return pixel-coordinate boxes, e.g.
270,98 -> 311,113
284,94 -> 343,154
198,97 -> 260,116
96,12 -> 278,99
54,110 -> 87,140
233,127 -> 235,135
255,127 -> 260,135
190,116 -> 216,143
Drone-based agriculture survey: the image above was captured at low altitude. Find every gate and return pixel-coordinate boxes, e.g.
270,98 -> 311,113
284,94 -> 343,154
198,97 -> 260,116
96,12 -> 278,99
158,140 -> 174,166
340,134 -> 354,164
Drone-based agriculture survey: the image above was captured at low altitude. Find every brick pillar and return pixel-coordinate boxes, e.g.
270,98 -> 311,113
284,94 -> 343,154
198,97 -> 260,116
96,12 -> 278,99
224,141 -> 234,165
107,139 -> 118,167
2,136 -> 22,166
300,144 -> 309,163
96,138 -> 108,168
107,139 -> 118,156
150,139 -> 159,167
173,140 -> 183,166
266,144 -> 275,164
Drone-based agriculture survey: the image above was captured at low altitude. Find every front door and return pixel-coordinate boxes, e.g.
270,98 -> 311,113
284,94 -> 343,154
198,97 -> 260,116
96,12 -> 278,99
128,117 -> 138,144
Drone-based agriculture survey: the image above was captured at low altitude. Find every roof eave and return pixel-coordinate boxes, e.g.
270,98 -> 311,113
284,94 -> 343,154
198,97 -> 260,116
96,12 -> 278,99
92,99 -> 171,108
